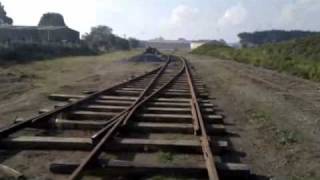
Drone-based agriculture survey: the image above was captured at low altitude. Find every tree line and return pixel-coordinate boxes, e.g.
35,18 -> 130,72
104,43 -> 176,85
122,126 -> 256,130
238,30 -> 320,46
82,25 -> 141,52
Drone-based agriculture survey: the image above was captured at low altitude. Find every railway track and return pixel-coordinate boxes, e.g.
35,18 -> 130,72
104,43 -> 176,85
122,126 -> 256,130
0,54 -> 250,180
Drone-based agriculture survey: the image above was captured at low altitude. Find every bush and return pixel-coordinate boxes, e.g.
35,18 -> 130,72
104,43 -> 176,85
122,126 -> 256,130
0,42 -> 96,62
191,36 -> 320,82
82,25 -> 132,52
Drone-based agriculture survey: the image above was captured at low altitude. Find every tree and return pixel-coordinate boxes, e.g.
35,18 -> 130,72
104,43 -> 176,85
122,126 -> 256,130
0,2 -> 13,25
128,38 -> 140,48
238,30 -> 320,46
82,25 -> 131,51
82,25 -> 114,51
115,36 -> 130,50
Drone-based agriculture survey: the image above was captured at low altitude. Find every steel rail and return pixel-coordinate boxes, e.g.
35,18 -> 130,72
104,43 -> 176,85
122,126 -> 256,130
68,57 -> 185,180
183,57 -> 220,180
91,56 -> 171,142
120,58 -> 185,127
0,59 -> 164,139
0,53 -> 249,179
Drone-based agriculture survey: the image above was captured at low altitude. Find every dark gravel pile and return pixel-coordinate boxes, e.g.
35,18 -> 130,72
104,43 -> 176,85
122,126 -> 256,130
126,53 -> 166,63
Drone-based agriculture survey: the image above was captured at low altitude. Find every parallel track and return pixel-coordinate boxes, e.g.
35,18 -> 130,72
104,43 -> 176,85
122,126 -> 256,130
0,54 -> 250,180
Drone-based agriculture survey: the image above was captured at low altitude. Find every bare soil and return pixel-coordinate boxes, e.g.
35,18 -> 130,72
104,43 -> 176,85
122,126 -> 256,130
184,53 -> 320,180
0,50 -> 156,127
0,50 -> 159,179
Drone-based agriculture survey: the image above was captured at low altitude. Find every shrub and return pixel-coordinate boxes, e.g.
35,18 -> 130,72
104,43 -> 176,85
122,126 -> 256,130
0,42 -> 96,63
275,129 -> 300,145
191,36 -> 320,82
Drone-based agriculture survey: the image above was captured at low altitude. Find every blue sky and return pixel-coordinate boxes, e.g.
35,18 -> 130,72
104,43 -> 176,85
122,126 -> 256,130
2,0 -> 320,42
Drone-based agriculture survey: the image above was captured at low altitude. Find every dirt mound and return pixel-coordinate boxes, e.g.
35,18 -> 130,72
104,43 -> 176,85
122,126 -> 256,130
127,54 -> 166,63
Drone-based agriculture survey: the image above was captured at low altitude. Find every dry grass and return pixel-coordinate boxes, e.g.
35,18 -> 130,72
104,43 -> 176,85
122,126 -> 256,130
180,52 -> 320,180
0,50 -> 162,180
0,50 -> 157,126
0,50 -> 144,92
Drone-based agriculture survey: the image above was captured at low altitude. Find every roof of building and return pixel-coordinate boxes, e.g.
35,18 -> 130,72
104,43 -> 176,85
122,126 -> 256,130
146,40 -> 191,44
191,40 -> 211,43
0,25 -> 78,32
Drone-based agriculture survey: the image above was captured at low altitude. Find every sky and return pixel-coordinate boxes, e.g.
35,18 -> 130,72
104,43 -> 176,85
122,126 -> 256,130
2,0 -> 320,42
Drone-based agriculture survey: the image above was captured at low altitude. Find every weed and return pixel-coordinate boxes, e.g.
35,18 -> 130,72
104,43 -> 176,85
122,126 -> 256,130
158,151 -> 174,163
248,110 -> 271,128
277,175 -> 320,180
150,176 -> 192,180
150,176 -> 168,180
247,109 -> 302,145
191,37 -> 320,82
275,129 -> 301,145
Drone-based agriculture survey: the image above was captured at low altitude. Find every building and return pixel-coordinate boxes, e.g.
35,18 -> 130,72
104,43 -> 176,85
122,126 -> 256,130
0,13 -> 79,44
144,40 -> 191,51
143,39 -> 225,51
190,40 -> 211,50
0,25 -> 79,43
191,40 -> 228,50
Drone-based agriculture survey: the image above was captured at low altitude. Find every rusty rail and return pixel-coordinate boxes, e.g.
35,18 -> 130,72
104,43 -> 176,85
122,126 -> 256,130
0,53 -> 250,180
91,56 -> 171,141
184,57 -> 220,180
68,56 -> 185,180
0,59 -> 165,139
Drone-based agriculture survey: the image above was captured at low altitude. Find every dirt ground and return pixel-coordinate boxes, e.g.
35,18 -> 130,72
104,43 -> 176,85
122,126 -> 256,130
183,53 -> 320,180
0,50 -> 159,179
1,50 -> 320,180
0,50 -> 158,127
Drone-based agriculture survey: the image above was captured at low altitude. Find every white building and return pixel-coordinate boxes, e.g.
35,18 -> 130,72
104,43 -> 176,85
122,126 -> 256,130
144,40 -> 191,51
190,40 -> 210,50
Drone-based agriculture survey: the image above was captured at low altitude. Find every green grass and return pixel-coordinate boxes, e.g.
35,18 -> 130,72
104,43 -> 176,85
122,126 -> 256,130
248,110 -> 271,127
247,109 -> 302,146
275,129 -> 301,145
191,36 -> 320,81
150,176 -> 192,180
158,151 -> 174,163
281,176 -> 320,180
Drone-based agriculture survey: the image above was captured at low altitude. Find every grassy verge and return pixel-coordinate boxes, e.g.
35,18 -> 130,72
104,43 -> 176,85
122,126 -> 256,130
191,36 -> 320,81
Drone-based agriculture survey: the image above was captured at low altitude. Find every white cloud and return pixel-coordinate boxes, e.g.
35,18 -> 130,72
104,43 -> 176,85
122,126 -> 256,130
159,4 -> 203,40
218,4 -> 247,27
2,0 -> 320,42
1,0 -> 97,34
96,0 -> 124,14
169,5 -> 199,26
278,0 -> 320,29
